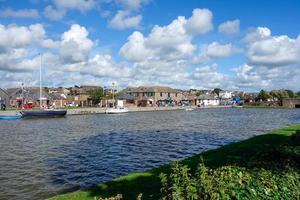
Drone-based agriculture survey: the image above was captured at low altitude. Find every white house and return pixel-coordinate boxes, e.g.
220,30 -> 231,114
197,94 -> 220,106
219,91 -> 232,99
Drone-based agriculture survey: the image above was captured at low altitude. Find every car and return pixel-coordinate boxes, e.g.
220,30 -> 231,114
0,100 -> 6,111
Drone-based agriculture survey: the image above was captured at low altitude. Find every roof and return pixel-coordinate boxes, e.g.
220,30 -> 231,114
116,93 -> 135,100
125,86 -> 178,93
197,94 -> 218,100
0,88 -> 10,96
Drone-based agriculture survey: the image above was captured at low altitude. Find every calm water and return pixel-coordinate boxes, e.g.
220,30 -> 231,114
1,108 -> 300,200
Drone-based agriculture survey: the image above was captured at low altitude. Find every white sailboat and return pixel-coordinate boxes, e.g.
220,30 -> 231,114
105,83 -> 129,114
105,100 -> 129,114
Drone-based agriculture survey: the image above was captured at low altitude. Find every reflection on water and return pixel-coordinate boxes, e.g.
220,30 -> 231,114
0,108 -> 300,200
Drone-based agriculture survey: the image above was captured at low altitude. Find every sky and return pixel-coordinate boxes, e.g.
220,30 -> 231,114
0,0 -> 300,91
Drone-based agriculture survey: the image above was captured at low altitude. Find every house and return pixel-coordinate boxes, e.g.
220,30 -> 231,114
181,90 -> 197,106
123,86 -> 184,107
282,98 -> 300,108
219,91 -> 232,99
67,85 -> 102,106
197,94 -> 220,106
0,88 -> 10,107
8,87 -> 67,108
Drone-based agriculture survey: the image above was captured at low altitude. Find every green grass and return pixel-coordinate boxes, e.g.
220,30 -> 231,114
51,124 -> 300,200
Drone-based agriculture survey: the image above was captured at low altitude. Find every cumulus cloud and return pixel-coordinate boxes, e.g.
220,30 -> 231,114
185,8 -> 213,35
191,64 -> 229,88
244,27 -> 300,66
0,24 -> 48,53
108,10 -> 142,30
59,24 -> 93,63
233,64 -> 300,91
43,5 -> 66,20
201,42 -> 241,60
120,8 -> 213,62
0,8 -> 39,18
52,0 -> 97,12
115,0 -> 149,11
218,19 -> 240,35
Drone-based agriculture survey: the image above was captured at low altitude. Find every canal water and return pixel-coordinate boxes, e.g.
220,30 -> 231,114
1,108 -> 300,200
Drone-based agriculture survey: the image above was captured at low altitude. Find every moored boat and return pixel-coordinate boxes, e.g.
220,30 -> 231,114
105,100 -> 129,114
20,109 -> 67,118
0,115 -> 22,120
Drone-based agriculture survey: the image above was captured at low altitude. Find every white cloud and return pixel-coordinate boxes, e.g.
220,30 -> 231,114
115,0 -> 149,11
52,0 -> 97,12
43,5 -> 66,20
202,42 -> 241,59
191,64 -> 229,88
233,64 -> 300,91
218,19 -> 240,35
109,10 -> 142,30
194,41 -> 241,63
120,8 -> 213,62
0,8 -> 39,18
185,8 -> 213,35
245,27 -> 300,66
0,24 -> 47,53
60,24 -> 93,62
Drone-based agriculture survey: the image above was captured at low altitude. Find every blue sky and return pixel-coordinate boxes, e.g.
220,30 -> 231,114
0,0 -> 300,91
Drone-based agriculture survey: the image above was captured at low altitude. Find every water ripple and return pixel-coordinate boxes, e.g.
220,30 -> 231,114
0,108 -> 300,199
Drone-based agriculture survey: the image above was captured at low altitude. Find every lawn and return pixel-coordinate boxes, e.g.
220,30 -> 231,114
51,124 -> 300,200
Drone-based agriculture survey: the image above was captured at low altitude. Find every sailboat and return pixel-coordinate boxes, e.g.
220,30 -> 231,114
20,54 -> 67,118
105,83 -> 129,114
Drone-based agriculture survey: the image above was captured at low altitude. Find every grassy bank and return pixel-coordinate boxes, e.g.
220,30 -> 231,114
51,124 -> 300,200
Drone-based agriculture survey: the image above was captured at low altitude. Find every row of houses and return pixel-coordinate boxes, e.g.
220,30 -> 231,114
0,85 -> 246,108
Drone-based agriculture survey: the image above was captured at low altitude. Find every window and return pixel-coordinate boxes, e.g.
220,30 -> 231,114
168,93 -> 170,97
160,92 -> 163,97
175,93 -> 177,97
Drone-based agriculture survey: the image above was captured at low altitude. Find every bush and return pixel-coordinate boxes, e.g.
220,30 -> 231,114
160,157 -> 300,200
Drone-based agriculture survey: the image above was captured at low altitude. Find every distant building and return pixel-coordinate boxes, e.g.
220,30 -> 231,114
197,94 -> 220,106
219,91 -> 232,99
282,98 -> 300,108
0,88 -> 10,106
7,87 -> 67,108
67,85 -> 102,106
123,86 -> 184,107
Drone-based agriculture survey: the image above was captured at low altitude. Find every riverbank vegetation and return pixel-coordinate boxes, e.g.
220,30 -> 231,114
52,124 -> 300,200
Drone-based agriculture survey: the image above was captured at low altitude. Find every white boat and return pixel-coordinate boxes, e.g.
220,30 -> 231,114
105,100 -> 129,114
185,107 -> 194,111
184,107 -> 194,111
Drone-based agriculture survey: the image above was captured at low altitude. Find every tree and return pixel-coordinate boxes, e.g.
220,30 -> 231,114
297,91 -> 300,98
213,88 -> 222,97
257,90 -> 271,101
87,88 -> 103,105
285,89 -> 294,98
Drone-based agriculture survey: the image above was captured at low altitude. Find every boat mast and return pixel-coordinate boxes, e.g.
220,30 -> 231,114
40,53 -> 42,109
112,82 -> 115,106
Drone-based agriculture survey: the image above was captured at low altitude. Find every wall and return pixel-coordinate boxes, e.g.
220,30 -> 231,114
282,98 -> 300,108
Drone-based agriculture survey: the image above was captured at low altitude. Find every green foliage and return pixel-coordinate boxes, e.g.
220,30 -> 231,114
285,89 -> 295,98
212,88 -> 222,97
160,131 -> 300,200
257,90 -> 272,101
88,88 -> 104,104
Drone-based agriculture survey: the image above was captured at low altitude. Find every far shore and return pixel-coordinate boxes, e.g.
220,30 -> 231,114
0,105 -> 236,116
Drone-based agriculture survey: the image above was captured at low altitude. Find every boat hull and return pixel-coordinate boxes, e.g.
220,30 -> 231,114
0,115 -> 22,120
21,110 -> 67,118
105,107 -> 129,114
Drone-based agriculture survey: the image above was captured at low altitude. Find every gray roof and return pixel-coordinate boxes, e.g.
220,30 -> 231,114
116,93 -> 135,100
125,86 -> 178,93
197,94 -> 218,100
